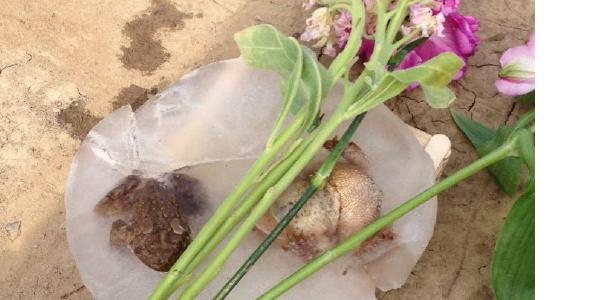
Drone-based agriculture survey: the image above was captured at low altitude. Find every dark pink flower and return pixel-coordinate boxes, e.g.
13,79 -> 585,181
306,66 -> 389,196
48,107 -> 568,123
398,1 -> 480,80
357,38 -> 375,61
438,0 -> 459,14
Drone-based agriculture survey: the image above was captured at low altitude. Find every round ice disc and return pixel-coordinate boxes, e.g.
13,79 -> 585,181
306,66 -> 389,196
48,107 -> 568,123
65,58 -> 437,300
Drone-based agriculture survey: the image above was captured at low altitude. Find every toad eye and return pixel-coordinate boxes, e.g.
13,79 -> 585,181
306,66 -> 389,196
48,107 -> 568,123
170,218 -> 187,235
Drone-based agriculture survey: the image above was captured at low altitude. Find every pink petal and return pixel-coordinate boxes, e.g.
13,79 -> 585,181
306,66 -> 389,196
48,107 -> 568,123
494,78 -> 535,96
527,32 -> 535,48
441,0 -> 460,15
358,38 -> 375,61
398,51 -> 423,70
499,44 -> 534,67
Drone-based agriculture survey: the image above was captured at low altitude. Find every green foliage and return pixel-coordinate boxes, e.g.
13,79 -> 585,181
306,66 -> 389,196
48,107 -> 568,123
299,47 -> 330,130
349,52 -> 464,115
388,39 -> 460,109
235,24 -> 299,72
422,86 -> 456,108
392,52 -> 463,109
235,24 -> 332,142
478,125 -> 524,195
451,110 -> 524,195
516,90 -> 535,104
452,111 -> 535,300
392,52 -> 464,87
492,179 -> 535,300
451,109 -> 495,145
516,128 -> 535,173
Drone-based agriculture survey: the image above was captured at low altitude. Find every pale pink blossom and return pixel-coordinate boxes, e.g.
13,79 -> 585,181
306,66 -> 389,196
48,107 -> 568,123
300,7 -> 334,49
409,4 -> 439,37
333,10 -> 352,48
495,32 -> 535,96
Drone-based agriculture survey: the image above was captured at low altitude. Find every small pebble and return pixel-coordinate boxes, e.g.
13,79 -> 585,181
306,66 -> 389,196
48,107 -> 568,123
5,221 -> 22,241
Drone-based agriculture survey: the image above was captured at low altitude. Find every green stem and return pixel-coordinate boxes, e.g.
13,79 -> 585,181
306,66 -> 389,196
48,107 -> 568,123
170,135 -> 315,290
373,0 -> 390,56
257,138 -> 518,300
212,21 -> 428,298
371,0 -> 392,62
512,109 -> 535,131
178,100 -> 355,299
212,113 -> 367,300
385,0 -> 410,46
149,117 -> 303,300
391,30 -> 419,51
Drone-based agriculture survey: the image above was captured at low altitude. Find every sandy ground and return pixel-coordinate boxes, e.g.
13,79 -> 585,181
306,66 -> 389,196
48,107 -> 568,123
0,0 -> 533,299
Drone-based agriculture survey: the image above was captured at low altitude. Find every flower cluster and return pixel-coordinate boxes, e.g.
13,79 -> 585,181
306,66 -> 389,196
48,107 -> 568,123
300,0 -> 377,57
402,2 -> 446,38
300,0 -> 480,80
300,7 -> 336,55
398,0 -> 480,80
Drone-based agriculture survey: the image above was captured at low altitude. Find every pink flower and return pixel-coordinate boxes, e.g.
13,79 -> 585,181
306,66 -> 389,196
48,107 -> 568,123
329,2 -> 377,57
398,0 -> 480,80
333,10 -> 353,48
438,0 -> 459,14
300,7 -> 337,55
357,38 -> 375,61
408,4 -> 440,37
300,7 -> 333,44
300,0 -> 480,70
494,33 -> 535,96
301,0 -> 379,57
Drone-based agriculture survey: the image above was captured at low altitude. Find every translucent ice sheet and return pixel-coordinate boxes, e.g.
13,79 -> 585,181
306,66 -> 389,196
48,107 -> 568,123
65,58 -> 437,299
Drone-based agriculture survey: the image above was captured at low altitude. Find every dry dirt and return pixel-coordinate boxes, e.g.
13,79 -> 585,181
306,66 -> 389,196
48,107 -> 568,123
0,0 -> 533,299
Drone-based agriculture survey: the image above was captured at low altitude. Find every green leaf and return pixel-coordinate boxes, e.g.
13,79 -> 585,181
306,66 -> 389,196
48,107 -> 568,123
235,24 -> 299,74
235,24 -> 332,143
487,156 -> 523,195
349,75 -> 411,114
516,90 -> 535,104
516,129 -> 535,173
479,126 -> 524,195
268,38 -> 304,144
392,52 -> 463,109
392,52 -> 464,87
451,111 -> 524,195
392,52 -> 462,109
298,47 -> 330,131
422,86 -> 456,108
348,52 -> 463,115
450,110 -> 495,147
492,179 -> 535,300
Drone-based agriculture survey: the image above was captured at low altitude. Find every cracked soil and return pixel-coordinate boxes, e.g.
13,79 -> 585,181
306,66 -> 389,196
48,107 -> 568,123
0,0 -> 533,299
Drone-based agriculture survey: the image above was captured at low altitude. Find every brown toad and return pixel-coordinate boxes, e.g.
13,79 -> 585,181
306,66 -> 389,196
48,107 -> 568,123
95,173 -> 204,272
255,139 -> 393,260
